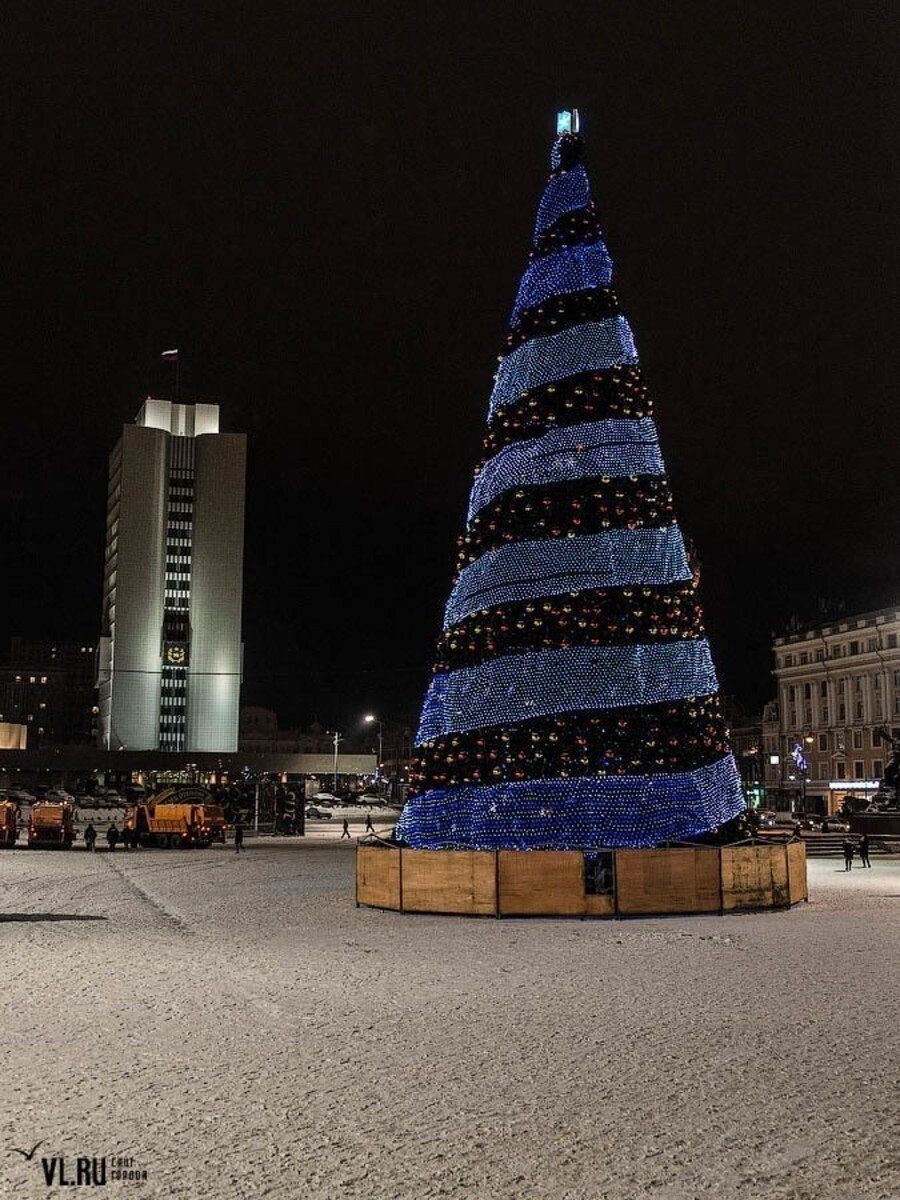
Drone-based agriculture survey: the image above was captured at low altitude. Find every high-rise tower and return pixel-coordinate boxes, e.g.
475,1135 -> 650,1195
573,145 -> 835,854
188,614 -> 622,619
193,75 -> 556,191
396,113 -> 745,849
97,398 -> 246,752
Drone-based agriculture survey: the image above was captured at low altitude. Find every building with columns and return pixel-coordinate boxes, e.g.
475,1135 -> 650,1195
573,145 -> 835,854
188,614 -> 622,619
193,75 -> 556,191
771,605 -> 900,814
97,398 -> 246,752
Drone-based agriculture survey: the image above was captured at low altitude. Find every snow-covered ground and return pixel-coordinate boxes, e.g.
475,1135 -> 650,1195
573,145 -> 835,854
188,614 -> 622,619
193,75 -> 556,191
2,846 -> 899,1199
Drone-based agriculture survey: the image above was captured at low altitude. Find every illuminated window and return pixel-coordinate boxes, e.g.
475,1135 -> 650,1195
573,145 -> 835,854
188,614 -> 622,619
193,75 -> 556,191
40,676 -> 47,684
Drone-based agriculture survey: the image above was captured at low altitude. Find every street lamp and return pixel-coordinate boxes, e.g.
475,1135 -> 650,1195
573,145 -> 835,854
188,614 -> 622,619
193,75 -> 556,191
328,731 -> 343,797
364,715 -> 383,789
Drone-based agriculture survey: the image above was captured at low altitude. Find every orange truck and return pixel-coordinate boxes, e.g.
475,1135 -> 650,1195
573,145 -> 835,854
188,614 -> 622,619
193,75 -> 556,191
0,800 -> 18,847
28,800 -> 75,849
125,803 -> 208,848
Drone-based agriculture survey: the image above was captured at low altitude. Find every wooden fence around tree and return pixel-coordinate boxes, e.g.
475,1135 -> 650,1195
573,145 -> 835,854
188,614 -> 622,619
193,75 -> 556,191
356,840 -> 807,918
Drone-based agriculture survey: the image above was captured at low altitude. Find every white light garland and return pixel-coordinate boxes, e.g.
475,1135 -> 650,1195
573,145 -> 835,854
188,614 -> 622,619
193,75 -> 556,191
444,525 -> 691,629
468,417 -> 664,524
489,318 -> 638,417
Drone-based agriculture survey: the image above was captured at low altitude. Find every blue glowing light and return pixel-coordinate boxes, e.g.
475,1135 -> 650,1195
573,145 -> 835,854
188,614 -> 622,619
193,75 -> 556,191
468,417 -> 664,524
444,525 -> 691,629
395,755 -> 745,850
534,165 -> 591,237
416,639 -> 718,741
556,109 -> 580,136
511,242 -> 614,326
489,318 -> 638,418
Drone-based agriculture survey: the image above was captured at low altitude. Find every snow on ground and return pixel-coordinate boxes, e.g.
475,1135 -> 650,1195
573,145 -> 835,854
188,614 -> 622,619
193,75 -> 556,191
1,845 -> 899,1200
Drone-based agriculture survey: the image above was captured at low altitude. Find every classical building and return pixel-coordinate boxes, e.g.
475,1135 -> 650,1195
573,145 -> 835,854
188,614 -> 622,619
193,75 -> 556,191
97,399 -> 246,752
772,605 -> 900,813
239,708 -> 335,755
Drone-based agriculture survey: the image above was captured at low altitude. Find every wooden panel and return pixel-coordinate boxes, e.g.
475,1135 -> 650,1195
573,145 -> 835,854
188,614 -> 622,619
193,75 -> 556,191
584,892 -> 615,918
355,844 -> 401,910
786,841 -> 808,905
498,851 -> 587,916
615,848 -> 721,915
721,844 -> 790,910
401,850 -> 497,915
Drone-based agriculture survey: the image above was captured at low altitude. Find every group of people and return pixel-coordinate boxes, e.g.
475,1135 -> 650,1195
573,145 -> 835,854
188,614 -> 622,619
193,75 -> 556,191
340,813 -> 376,839
82,822 -> 140,851
842,834 -> 872,870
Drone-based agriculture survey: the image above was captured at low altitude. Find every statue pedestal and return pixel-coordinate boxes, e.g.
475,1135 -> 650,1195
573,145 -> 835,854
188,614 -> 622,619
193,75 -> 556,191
356,840 -> 807,918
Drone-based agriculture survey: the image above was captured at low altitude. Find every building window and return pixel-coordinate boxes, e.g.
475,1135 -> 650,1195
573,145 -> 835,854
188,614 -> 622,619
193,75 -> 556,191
893,670 -> 900,688
853,761 -> 865,779
818,733 -> 828,751
836,762 -> 847,780
819,764 -> 830,780
875,674 -> 882,690
816,649 -> 824,661
800,652 -> 809,665
874,760 -> 884,778
838,678 -> 846,695
839,704 -> 846,721
853,729 -> 863,749
850,641 -> 859,655
803,683 -> 811,699
888,634 -> 898,649
872,728 -> 882,748
820,681 -> 828,697
822,707 -> 829,722
784,654 -> 794,667
868,639 -> 877,652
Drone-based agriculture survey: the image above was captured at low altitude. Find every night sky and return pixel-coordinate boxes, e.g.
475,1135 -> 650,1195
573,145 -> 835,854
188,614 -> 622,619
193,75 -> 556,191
2,3 -> 897,734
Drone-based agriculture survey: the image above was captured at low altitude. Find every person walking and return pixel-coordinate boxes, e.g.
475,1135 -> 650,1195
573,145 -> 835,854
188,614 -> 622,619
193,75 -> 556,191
859,833 -> 871,869
106,822 -> 119,852
341,818 -> 351,840
234,819 -> 244,854
842,837 -> 855,871
365,812 -> 375,836
84,822 -> 97,852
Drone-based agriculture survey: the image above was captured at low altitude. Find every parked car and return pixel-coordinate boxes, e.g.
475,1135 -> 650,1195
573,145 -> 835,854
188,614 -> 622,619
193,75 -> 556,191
822,815 -> 851,833
305,807 -> 333,820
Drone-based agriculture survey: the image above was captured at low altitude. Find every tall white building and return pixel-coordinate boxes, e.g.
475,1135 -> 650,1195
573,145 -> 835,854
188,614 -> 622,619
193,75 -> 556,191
97,399 -> 246,752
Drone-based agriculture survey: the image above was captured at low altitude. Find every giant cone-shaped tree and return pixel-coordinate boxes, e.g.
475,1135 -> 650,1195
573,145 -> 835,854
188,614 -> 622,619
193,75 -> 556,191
397,114 -> 745,849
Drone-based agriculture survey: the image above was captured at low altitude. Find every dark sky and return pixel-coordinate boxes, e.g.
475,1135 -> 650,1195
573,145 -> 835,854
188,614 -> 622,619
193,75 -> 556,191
2,2 -> 898,732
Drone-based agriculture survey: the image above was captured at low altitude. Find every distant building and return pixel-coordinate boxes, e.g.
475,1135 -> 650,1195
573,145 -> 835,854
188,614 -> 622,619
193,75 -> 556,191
771,604 -> 900,814
239,708 -> 335,755
0,639 -> 96,746
97,399 -> 246,752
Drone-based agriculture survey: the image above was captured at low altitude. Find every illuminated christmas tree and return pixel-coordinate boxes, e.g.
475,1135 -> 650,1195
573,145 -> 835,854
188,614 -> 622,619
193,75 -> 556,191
397,111 -> 744,849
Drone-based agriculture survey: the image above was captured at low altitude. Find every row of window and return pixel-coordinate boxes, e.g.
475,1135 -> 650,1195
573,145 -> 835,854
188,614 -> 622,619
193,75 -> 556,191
781,632 -> 899,667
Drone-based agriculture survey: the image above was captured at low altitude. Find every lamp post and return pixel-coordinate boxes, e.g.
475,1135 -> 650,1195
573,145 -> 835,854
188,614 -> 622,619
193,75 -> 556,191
329,731 -> 343,797
364,715 -> 383,793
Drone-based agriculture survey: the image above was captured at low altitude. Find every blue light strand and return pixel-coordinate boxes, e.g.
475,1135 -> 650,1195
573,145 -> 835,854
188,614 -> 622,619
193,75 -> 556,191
489,318 -> 639,418
468,418 -> 664,524
395,754 -> 746,850
511,242 -> 614,325
534,165 -> 591,238
416,639 -> 718,741
444,525 -> 691,629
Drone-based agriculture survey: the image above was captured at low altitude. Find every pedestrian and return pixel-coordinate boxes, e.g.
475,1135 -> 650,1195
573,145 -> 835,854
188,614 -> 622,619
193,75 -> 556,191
365,812 -> 375,835
106,822 -> 119,852
234,819 -> 244,854
842,837 -> 854,871
84,822 -> 96,852
859,833 -> 871,869
341,818 -> 351,839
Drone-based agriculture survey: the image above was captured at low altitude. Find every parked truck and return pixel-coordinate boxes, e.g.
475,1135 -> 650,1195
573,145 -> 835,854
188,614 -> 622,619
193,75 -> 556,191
124,803 -> 210,849
0,799 -> 18,847
28,800 -> 75,849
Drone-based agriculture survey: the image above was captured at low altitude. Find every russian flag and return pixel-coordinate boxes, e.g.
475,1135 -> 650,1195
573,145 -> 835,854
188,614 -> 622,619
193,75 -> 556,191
161,348 -> 179,361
